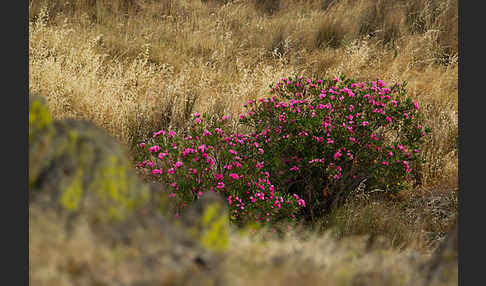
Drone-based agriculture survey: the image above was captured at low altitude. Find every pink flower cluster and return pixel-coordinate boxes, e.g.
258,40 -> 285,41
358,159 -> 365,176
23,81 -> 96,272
137,75 -> 429,223
137,113 -> 305,224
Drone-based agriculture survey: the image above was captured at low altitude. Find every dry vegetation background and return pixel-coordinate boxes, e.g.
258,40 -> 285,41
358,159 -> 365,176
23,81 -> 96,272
29,0 -> 458,285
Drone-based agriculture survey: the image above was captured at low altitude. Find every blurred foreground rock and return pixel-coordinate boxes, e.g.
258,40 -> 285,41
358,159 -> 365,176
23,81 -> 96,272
29,95 -> 230,285
29,95 -> 151,221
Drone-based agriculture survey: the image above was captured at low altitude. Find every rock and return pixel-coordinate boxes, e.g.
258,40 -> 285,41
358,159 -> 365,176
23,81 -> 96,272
29,95 -> 152,221
29,95 -> 231,285
29,94 -> 229,248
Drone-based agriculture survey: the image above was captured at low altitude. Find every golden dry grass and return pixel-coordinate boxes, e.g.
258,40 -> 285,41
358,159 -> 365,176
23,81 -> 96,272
29,0 -> 458,188
29,1 -> 458,283
30,205 -> 456,286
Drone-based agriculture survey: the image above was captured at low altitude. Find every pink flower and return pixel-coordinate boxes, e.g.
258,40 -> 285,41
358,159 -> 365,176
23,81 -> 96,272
193,112 -> 201,117
137,160 -> 148,168
216,182 -> 225,189
362,121 -> 369,126
158,150 -> 169,159
297,199 -> 306,207
202,129 -> 212,136
256,162 -> 264,169
152,130 -> 165,137
168,193 -> 177,198
386,116 -> 393,123
152,169 -> 163,175
183,148 -> 195,156
229,173 -> 239,180
168,131 -> 176,138
198,144 -> 207,153
403,161 -> 412,173
174,161 -> 183,169
215,173 -> 224,180
195,117 -> 202,124
290,165 -> 299,171
149,145 -> 161,153
382,161 -> 389,166
413,101 -> 420,110
334,150 -> 342,160
224,164 -> 233,170
170,182 -> 178,188
167,168 -> 175,174
139,143 -> 146,148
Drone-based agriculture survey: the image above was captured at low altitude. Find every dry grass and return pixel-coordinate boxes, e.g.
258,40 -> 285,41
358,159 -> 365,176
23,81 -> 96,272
29,2 -> 458,283
29,206 -> 220,286
317,187 -> 458,250
30,204 -> 456,286
29,0 -> 457,187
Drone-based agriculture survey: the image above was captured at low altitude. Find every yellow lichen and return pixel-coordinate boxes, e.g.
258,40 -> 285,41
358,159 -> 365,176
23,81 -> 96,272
29,99 -> 52,143
200,203 -> 229,251
90,155 -> 148,220
59,169 -> 84,211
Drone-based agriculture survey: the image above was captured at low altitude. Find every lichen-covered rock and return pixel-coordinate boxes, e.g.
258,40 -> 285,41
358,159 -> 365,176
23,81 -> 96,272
29,95 -> 150,221
29,95 -> 229,251
29,95 -> 234,285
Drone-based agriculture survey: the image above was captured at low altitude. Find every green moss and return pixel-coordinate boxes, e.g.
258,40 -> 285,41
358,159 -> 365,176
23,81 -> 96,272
200,203 -> 229,251
59,169 -> 84,211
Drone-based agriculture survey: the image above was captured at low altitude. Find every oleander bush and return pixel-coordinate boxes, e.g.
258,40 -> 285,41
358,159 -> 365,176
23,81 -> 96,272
138,75 -> 430,224
137,112 -> 305,226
